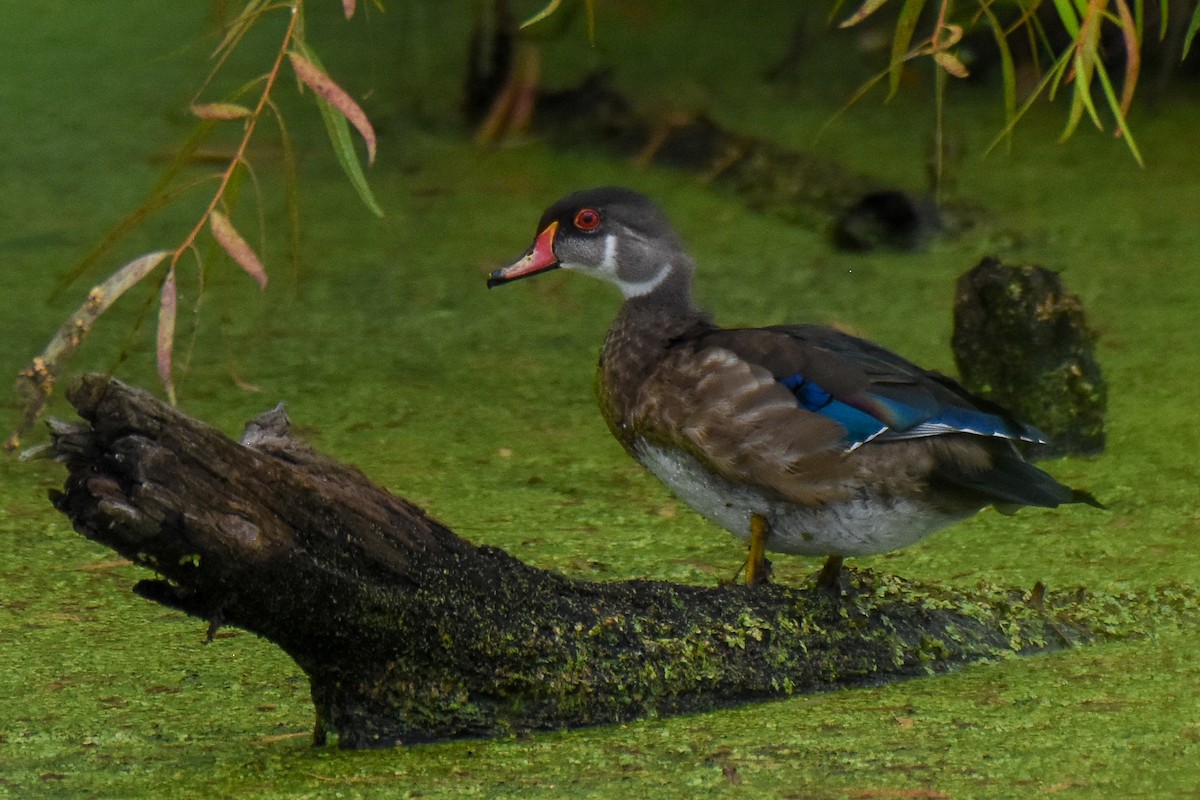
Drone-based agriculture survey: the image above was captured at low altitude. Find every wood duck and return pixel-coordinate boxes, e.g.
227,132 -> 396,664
487,187 -> 1099,588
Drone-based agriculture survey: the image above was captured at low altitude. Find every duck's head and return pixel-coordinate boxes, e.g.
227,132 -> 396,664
488,187 -> 695,304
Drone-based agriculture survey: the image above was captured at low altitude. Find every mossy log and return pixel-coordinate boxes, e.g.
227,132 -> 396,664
48,375 -> 1171,749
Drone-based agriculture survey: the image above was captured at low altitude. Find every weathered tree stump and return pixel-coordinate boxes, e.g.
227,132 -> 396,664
48,375 -> 1157,748
952,257 -> 1107,457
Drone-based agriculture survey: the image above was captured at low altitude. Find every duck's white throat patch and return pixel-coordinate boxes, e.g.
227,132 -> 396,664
576,233 -> 670,298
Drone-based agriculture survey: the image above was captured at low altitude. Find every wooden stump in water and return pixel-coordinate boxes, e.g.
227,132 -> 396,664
49,375 -> 1132,748
952,257 -> 1107,458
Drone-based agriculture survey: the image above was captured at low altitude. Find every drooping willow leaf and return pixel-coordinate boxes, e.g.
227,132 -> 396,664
293,42 -> 384,218
839,0 -> 892,28
980,3 -> 1017,144
289,50 -> 377,164
521,0 -> 596,38
888,0 -> 928,98
210,209 -> 268,290
157,265 -> 178,404
1183,0 -> 1200,58
191,102 -> 253,120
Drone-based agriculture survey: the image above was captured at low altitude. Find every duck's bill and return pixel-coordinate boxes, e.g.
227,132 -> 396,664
487,221 -> 560,287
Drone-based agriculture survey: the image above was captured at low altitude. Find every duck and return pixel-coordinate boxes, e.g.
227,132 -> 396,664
487,187 -> 1099,589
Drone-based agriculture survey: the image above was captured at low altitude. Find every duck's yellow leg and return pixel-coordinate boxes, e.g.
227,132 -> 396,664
745,513 -> 771,586
815,554 -> 845,594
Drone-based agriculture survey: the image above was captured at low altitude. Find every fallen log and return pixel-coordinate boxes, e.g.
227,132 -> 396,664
46,374 -> 1175,748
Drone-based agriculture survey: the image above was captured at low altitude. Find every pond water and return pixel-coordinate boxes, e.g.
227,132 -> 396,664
2,2 -> 1198,797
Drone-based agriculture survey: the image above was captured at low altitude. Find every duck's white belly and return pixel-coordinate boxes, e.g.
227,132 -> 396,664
634,441 -> 971,557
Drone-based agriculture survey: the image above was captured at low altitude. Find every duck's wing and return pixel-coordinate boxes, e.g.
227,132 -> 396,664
635,324 -> 1093,510
632,340 -> 855,505
695,324 -> 1047,450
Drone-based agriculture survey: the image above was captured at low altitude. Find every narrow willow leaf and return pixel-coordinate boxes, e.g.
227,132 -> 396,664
191,102 -> 253,120
521,0 -> 564,29
1062,0 -> 1105,139
1092,53 -> 1145,165
516,0 -> 590,37
157,266 -> 178,404
212,0 -> 273,59
1063,62 -> 1102,138
314,91 -> 385,217
1183,2 -> 1200,58
1113,0 -> 1140,118
343,0 -> 356,19
268,101 -> 303,283
980,5 -> 1017,139
288,51 -> 377,165
210,209 -> 268,289
888,0 -> 927,97
9,250 -> 172,448
985,50 -> 1070,156
815,66 -> 892,142
296,43 -> 384,217
48,249 -> 173,366
934,50 -> 970,78
1046,42 -> 1076,101
839,0 -> 891,28
1051,0 -> 1082,37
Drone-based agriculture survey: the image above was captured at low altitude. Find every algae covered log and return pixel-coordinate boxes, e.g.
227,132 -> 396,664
48,375 -> 1170,748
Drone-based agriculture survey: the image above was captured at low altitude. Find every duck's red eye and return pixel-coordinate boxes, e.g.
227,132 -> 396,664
573,208 -> 601,231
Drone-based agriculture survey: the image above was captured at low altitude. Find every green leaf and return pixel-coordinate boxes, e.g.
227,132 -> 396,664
521,0 -> 564,29
315,90 -> 385,218
520,0 -> 595,40
1183,2 -> 1200,59
984,50 -> 1070,156
1061,0 -> 1105,140
295,43 -> 384,218
268,101 -> 303,283
288,49 -> 377,164
1091,53 -> 1145,166
981,4 -> 1017,137
1050,0 -> 1082,38
888,0 -> 927,98
212,0 -> 273,60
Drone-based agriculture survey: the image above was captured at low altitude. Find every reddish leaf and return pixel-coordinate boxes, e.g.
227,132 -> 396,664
157,267 -> 178,403
191,102 -> 253,120
210,210 -> 268,290
342,0 -> 356,19
1113,0 -> 1140,120
288,51 -> 377,165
